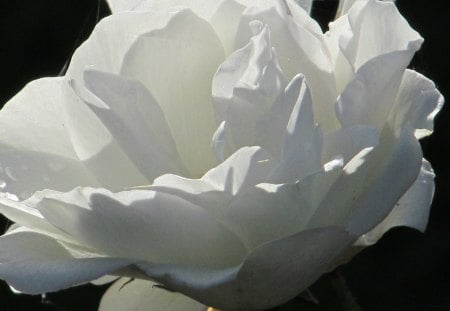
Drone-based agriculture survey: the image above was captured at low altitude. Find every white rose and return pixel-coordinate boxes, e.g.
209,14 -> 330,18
0,0 -> 443,310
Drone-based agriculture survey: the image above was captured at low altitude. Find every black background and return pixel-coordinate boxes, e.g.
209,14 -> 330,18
0,1 -> 448,310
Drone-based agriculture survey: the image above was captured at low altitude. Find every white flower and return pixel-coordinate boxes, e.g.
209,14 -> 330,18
0,0 -> 443,310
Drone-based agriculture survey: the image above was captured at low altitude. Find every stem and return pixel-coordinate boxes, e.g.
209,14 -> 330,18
330,271 -> 362,311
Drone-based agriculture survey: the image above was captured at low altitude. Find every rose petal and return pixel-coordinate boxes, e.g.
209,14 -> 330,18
335,0 -> 422,70
210,0 -> 247,55
0,231 -> 131,294
0,77 -> 151,194
336,51 -> 416,130
0,78 -> 101,197
212,22 -> 287,154
80,69 -> 186,181
309,127 -> 423,236
0,191 -> 62,237
234,1 -> 338,130
151,146 -> 276,225
119,10 -> 225,177
137,226 -> 353,310
269,75 -> 322,183
226,182 -> 311,249
69,10 -> 226,177
390,69 -> 444,139
37,187 -> 247,268
100,278 -> 206,311
356,158 -> 434,246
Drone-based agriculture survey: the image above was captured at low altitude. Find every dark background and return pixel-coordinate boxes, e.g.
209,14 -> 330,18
0,0 -> 448,310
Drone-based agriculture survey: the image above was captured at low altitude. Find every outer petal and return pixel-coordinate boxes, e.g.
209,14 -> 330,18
336,0 -> 422,70
336,51 -> 416,130
0,77 -> 151,195
137,227 -> 354,310
0,231 -> 131,294
100,278 -> 206,311
0,78 -> 100,198
309,127 -> 423,236
390,69 -> 444,139
356,158 -> 435,246
37,187 -> 248,268
0,191 -> 67,239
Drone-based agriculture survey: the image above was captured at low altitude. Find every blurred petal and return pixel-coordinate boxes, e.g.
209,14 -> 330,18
37,188 -> 247,268
137,227 -> 353,310
100,278 -> 205,311
0,231 -> 131,294
356,158 -> 434,246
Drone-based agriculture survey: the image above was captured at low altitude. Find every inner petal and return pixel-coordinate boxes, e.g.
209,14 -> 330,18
120,10 -> 226,177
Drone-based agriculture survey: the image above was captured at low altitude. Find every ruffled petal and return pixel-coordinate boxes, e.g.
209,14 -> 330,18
0,231 -> 131,294
234,1 -> 338,130
212,22 -> 287,155
390,69 -> 444,139
137,227 -> 353,310
37,188 -> 247,268
356,158 -> 434,246
332,0 -> 422,70
100,278 -> 206,311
